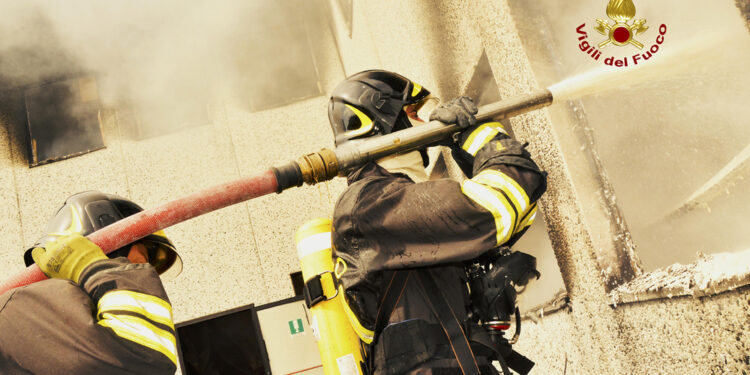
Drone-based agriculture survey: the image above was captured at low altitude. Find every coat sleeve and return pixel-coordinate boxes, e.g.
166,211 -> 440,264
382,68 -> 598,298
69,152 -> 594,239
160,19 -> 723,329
333,121 -> 547,271
0,258 -> 177,375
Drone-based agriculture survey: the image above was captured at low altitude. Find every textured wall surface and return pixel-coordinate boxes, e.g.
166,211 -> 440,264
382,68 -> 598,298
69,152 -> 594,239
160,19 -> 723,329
336,1 -> 750,374
0,11 -> 348,324
516,287 -> 750,374
0,95 -> 348,323
0,1 -> 747,374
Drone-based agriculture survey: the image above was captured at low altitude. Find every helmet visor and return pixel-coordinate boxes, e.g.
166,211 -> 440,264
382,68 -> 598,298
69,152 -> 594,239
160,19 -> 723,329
403,95 -> 440,122
106,238 -> 182,280
144,239 -> 182,280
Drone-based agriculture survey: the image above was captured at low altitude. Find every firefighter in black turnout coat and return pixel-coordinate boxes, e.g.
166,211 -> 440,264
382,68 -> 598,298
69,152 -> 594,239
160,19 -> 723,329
0,191 -> 182,375
326,70 -> 547,374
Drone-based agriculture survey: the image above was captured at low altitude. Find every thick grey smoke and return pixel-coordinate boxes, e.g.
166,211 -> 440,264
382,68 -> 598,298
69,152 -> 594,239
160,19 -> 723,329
0,0 -> 323,133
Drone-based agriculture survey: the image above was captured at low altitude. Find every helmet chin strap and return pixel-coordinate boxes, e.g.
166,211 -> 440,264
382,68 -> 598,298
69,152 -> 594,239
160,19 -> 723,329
376,151 -> 429,183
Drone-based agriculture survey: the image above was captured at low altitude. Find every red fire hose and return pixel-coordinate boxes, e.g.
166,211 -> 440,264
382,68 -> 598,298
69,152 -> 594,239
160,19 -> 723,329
0,170 -> 279,295
0,89 -> 554,296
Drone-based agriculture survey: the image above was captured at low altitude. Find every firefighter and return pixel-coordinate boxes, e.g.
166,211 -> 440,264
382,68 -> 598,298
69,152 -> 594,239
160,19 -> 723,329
325,70 -> 547,374
0,191 -> 182,374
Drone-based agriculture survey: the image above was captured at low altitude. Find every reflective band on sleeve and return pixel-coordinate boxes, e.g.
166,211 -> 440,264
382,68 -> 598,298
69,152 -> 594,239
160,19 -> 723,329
297,231 -> 333,258
339,286 -> 374,344
98,313 -> 177,365
461,179 -> 517,245
516,204 -> 538,234
473,170 -> 530,214
98,290 -> 174,328
462,123 -> 507,156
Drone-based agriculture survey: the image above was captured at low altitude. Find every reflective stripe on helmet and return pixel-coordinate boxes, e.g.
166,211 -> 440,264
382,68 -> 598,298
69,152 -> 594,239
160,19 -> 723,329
342,104 -> 375,139
49,206 -> 84,237
411,82 -> 422,98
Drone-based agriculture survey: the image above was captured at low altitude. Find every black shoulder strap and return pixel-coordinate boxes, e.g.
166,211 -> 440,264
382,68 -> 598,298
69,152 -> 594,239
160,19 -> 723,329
367,270 -> 410,373
415,269 -> 482,375
373,270 -> 410,339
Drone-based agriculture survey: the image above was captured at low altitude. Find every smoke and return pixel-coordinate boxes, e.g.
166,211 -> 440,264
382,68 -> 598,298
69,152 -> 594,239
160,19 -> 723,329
0,0 -> 324,134
511,0 -> 750,271
548,29 -> 748,102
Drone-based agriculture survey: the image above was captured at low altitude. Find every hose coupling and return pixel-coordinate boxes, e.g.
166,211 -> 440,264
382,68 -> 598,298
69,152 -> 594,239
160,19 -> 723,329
298,148 -> 339,185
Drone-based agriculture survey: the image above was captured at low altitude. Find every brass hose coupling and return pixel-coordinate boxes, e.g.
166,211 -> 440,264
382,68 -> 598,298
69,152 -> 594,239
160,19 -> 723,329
297,148 -> 339,185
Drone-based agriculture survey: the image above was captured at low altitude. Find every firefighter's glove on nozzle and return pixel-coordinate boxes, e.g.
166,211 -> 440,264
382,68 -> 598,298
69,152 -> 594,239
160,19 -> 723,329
429,96 -> 478,129
31,234 -> 108,284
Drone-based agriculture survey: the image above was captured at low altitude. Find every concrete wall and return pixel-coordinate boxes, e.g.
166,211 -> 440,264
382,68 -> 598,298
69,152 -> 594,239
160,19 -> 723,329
0,94 -> 349,322
0,1 -> 747,374
0,2 -> 349,323
330,0 -> 749,374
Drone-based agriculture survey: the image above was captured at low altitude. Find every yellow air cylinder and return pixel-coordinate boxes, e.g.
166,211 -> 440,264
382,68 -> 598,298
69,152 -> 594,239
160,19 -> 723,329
296,218 -> 363,375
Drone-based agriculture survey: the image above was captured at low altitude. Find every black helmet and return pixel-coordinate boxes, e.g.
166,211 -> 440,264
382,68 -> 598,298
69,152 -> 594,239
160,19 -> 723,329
24,191 -> 182,279
328,70 -> 432,146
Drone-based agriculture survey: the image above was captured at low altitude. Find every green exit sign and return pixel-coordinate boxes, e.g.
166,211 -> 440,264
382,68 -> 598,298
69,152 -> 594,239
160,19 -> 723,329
288,318 -> 304,335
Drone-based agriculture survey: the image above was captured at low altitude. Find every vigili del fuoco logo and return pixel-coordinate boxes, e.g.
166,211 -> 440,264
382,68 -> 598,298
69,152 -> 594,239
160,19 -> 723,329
576,0 -> 667,67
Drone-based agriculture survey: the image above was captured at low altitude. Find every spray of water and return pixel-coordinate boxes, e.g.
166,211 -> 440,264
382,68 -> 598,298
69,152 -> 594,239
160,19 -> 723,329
547,30 -> 745,102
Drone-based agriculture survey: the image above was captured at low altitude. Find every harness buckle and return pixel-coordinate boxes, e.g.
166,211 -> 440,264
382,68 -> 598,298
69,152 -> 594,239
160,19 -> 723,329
303,271 -> 339,308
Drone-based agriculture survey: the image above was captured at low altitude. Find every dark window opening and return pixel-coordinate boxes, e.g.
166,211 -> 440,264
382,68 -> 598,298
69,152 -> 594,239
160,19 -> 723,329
24,76 -> 104,167
231,0 -> 324,112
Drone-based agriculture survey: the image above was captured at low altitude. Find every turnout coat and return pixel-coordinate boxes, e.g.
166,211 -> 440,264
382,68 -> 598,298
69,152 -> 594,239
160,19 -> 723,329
331,122 -> 547,374
0,258 -> 177,374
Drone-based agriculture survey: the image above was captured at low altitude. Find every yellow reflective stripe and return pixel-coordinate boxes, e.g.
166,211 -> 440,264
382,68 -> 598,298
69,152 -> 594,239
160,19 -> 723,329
343,104 -> 374,138
49,206 -> 84,236
295,218 -> 332,243
98,290 -> 174,329
296,231 -> 332,258
339,286 -> 374,343
473,170 -> 530,215
462,122 -> 507,156
98,313 -> 177,365
411,82 -> 422,97
461,179 -> 517,245
517,204 -> 538,233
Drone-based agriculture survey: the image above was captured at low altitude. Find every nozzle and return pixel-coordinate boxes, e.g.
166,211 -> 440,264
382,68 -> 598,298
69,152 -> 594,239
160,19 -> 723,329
275,89 -> 554,191
476,89 -> 553,122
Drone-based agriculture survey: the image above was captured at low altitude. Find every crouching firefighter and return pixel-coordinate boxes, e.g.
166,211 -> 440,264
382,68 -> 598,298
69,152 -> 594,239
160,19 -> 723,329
0,191 -> 182,375
297,70 -> 547,374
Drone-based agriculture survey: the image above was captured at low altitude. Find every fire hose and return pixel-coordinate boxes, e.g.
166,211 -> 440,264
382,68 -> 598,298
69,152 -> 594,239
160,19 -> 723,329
0,89 -> 552,295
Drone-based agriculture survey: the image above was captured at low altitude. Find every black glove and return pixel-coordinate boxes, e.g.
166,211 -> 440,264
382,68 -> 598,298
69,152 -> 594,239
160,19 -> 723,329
429,96 -> 478,129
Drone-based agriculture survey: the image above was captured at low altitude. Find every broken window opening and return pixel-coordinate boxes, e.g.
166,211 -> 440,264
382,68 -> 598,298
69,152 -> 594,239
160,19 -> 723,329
231,0 -> 324,112
24,76 -> 105,167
